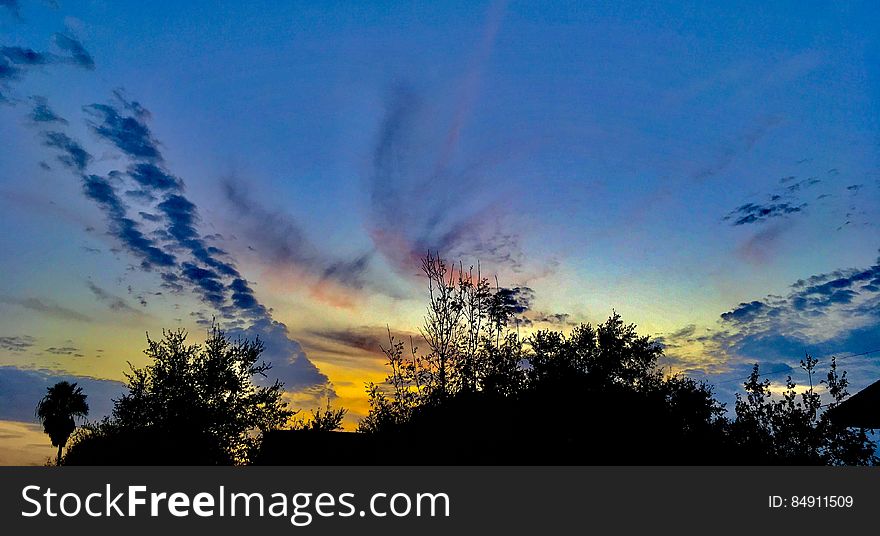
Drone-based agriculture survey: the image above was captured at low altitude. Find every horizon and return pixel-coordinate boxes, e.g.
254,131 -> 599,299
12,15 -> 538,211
1,0 -> 879,465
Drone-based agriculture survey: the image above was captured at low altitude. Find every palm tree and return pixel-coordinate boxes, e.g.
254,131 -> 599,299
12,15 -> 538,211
35,381 -> 89,465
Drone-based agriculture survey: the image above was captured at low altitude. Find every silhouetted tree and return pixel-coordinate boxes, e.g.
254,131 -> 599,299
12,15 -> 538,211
359,253 -> 876,465
731,356 -> 877,465
35,381 -> 89,465
65,327 -> 294,465
292,399 -> 347,432
527,313 -> 663,391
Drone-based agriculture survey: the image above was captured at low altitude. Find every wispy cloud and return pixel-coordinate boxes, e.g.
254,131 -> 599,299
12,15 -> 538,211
0,335 -> 35,353
222,179 -> 377,295
86,281 -> 144,316
365,3 -> 527,276
0,296 -> 92,322
44,346 -> 83,357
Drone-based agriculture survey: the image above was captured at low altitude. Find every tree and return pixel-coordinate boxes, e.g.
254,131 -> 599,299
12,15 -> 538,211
361,253 -> 877,465
527,312 -> 663,391
66,327 -> 294,465
35,381 -> 89,465
730,356 -> 877,465
292,399 -> 347,432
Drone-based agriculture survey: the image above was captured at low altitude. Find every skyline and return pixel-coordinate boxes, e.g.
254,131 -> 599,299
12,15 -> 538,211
1,0 -> 879,464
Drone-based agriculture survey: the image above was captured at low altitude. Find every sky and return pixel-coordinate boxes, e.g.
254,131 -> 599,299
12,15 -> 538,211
1,0 -> 879,464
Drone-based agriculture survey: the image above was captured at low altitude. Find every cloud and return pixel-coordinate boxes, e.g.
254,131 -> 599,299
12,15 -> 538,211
86,281 -> 144,315
25,85 -> 334,397
736,222 -> 787,265
221,179 -> 376,293
228,318 -> 331,392
306,327 -> 392,356
83,102 -> 163,161
0,366 -> 123,423
708,253 -> 880,362
724,201 -> 806,226
494,286 -> 534,316
30,96 -> 67,124
692,115 -> 782,181
42,131 -> 91,171
52,33 -> 95,70
81,174 -> 177,268
364,4 -> 524,276
0,296 -> 92,322
0,335 -> 35,353
1,34 -> 94,101
44,346 -> 82,357
528,312 -> 574,326
128,163 -> 181,191
367,85 -> 524,274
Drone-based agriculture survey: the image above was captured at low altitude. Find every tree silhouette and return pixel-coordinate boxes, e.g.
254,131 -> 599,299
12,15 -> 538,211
292,399 -> 347,432
64,326 -> 294,465
730,356 -> 877,465
356,252 -> 878,465
35,381 -> 89,465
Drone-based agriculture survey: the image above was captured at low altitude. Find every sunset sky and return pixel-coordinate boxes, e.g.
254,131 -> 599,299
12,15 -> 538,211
2,0 -> 879,464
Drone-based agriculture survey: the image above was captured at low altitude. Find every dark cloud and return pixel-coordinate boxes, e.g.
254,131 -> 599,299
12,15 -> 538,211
1,35 -> 94,101
724,201 -> 806,226
158,193 -> 240,278
81,174 -> 176,268
0,46 -> 50,67
529,312 -> 573,326
229,277 -> 265,314
42,131 -> 90,171
84,103 -> 163,161
0,296 -> 92,322
494,286 -> 534,316
784,177 -> 821,192
179,262 -> 226,307
128,163 -> 181,191
0,335 -> 35,353
44,346 -> 82,357
30,96 -> 67,124
52,33 -> 95,70
0,366 -> 122,423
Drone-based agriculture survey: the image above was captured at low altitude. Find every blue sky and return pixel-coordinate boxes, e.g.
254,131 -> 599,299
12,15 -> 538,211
1,0 -> 879,463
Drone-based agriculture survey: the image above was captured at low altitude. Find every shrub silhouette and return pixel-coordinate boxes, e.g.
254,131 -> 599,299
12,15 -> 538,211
64,327 -> 294,465
35,381 -> 89,465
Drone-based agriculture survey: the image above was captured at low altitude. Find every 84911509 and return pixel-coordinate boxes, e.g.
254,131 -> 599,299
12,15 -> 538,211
768,495 -> 854,508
